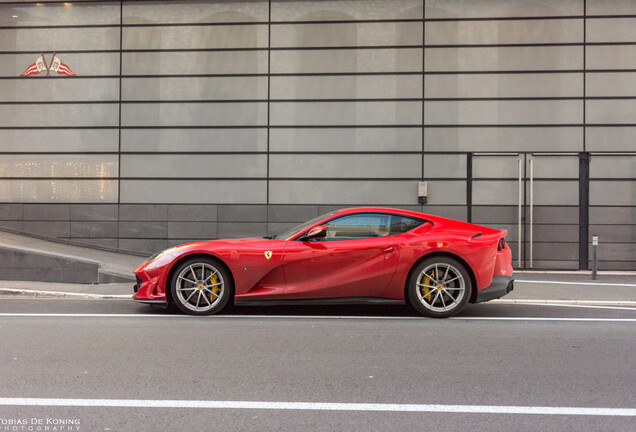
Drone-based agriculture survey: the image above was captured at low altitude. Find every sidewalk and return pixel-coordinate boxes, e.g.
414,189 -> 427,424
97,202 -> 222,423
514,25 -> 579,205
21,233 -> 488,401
1,272 -> 634,302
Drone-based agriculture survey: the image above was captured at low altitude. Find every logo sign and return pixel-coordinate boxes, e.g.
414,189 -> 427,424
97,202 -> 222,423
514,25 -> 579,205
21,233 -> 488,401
20,52 -> 76,77
264,251 -> 273,260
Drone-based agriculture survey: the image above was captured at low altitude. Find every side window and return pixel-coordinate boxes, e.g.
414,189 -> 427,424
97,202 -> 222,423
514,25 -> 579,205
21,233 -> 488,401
390,216 -> 424,234
322,213 -> 390,241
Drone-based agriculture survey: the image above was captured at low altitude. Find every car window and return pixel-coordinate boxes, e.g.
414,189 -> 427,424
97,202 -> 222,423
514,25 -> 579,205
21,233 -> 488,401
321,213 -> 390,241
390,215 -> 425,234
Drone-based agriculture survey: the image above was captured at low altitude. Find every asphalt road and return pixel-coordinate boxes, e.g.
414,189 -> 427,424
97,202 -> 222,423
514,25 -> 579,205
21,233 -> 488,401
0,299 -> 634,432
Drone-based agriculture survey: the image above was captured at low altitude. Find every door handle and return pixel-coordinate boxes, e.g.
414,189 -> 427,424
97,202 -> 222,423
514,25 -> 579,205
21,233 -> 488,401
384,246 -> 394,253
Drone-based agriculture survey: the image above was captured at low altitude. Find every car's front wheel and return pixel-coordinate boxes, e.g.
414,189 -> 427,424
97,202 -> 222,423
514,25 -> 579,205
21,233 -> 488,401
170,257 -> 232,315
408,256 -> 472,318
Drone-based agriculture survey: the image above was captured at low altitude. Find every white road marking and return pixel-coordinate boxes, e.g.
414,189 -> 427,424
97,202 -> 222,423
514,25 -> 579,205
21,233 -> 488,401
0,397 -> 633,416
492,300 -> 636,311
517,280 -> 636,287
0,288 -> 131,299
0,313 -> 634,322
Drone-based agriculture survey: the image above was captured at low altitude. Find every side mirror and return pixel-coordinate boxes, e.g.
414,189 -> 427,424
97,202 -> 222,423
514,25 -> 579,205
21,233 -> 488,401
304,225 -> 327,240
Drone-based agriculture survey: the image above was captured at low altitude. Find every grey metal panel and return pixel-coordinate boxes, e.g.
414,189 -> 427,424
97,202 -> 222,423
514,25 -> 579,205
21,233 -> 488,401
0,53 -> 120,77
271,21 -> 422,47
587,18 -> 636,43
120,154 -> 267,178
587,0 -> 636,15
123,0 -> 269,23
590,206 -> 636,225
473,155 -> 520,179
168,222 -> 217,239
595,243 -> 636,262
23,221 -> 70,238
425,46 -> 582,72
532,181 -> 579,205
267,205 -> 320,223
272,0 -> 423,21
0,180 -> 118,203
586,72 -> 636,97
122,24 -> 268,49
587,100 -> 636,124
217,222 -> 267,238
424,0 -> 583,18
119,221 -> 168,239
270,101 -> 422,126
168,205 -> 218,222
217,205 -> 268,222
425,127 -> 583,152
426,19 -> 582,45
423,205 -> 467,221
423,154 -> 466,179
122,51 -> 268,75
270,154 -> 421,179
533,224 -> 579,243
586,46 -> 636,70
269,180 -> 419,205
0,78 -> 119,102
70,204 -> 119,222
0,204 -> 22,220
270,128 -> 421,152
0,220 -> 22,231
533,206 -> 579,224
119,239 -> 168,254
0,104 -> 118,127
0,154 -> 118,178
0,27 -> 120,51
533,242 -> 579,261
0,2 -> 120,26
424,100 -> 582,125
472,181 -> 517,205
531,260 -> 579,270
531,155 -> 579,179
121,102 -> 267,127
472,206 -> 518,224
74,238 -> 119,250
424,181 -> 466,205
23,204 -> 70,221
586,127 -> 636,152
271,75 -> 422,100
271,48 -> 422,73
122,129 -> 267,153
590,181 -> 636,206
590,155 -> 636,179
590,225 -> 636,243
71,221 -> 118,238
0,129 -> 118,153
119,204 -> 168,221
425,73 -> 583,99
120,180 -> 267,204
122,77 -> 268,101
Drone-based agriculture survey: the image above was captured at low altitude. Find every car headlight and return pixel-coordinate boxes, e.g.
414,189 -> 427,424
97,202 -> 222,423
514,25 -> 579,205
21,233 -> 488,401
145,247 -> 177,263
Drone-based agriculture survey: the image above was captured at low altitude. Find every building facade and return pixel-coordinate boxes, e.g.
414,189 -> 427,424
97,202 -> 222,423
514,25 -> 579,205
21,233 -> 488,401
0,0 -> 635,269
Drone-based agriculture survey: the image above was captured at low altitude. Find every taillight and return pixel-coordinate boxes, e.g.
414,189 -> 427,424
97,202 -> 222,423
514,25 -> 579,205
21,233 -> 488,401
497,238 -> 506,251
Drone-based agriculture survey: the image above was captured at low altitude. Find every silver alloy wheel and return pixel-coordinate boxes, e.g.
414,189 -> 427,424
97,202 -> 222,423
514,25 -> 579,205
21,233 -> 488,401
174,262 -> 224,313
415,262 -> 466,313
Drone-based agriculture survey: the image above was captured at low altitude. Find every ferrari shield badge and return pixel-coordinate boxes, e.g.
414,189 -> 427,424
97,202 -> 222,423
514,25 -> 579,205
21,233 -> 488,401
264,251 -> 273,260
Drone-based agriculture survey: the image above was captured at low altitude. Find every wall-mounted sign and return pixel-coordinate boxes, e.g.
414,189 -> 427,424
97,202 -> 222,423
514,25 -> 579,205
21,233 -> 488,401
21,52 -> 75,77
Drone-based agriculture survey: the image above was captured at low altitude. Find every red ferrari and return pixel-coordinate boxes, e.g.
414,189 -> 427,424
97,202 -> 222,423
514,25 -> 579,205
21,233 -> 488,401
133,207 -> 513,318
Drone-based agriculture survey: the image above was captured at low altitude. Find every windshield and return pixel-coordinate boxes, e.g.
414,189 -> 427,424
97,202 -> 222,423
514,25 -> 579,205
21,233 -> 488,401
273,210 -> 338,240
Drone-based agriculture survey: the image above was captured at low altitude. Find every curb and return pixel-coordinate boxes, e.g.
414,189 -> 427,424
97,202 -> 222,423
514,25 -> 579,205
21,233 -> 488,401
0,288 -> 132,299
491,299 -> 636,306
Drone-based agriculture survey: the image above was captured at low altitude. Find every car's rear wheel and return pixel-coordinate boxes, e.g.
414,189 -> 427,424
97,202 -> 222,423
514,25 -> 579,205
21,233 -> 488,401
170,257 -> 232,316
408,256 -> 472,318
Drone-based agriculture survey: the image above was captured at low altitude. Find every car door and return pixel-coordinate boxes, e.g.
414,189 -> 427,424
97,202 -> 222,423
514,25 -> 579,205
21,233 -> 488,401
282,213 -> 399,299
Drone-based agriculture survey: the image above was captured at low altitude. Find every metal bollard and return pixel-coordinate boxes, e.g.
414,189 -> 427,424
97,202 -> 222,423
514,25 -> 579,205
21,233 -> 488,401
592,235 -> 598,280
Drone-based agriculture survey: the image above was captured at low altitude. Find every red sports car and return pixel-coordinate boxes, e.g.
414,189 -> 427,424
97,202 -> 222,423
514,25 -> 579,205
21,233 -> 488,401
133,207 -> 513,318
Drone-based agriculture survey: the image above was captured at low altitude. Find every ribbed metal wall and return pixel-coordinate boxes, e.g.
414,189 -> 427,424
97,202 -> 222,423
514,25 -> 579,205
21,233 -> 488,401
0,0 -> 634,269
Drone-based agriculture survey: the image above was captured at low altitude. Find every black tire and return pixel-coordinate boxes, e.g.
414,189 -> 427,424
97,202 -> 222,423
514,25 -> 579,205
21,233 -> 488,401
407,256 -> 472,318
170,256 -> 233,316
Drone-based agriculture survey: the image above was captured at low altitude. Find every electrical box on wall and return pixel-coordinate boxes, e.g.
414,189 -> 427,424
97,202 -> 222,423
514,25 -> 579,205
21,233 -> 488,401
418,181 -> 428,204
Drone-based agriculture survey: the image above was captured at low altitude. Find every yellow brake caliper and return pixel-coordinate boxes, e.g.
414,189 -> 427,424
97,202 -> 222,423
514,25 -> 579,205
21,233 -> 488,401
421,270 -> 433,301
209,272 -> 221,301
